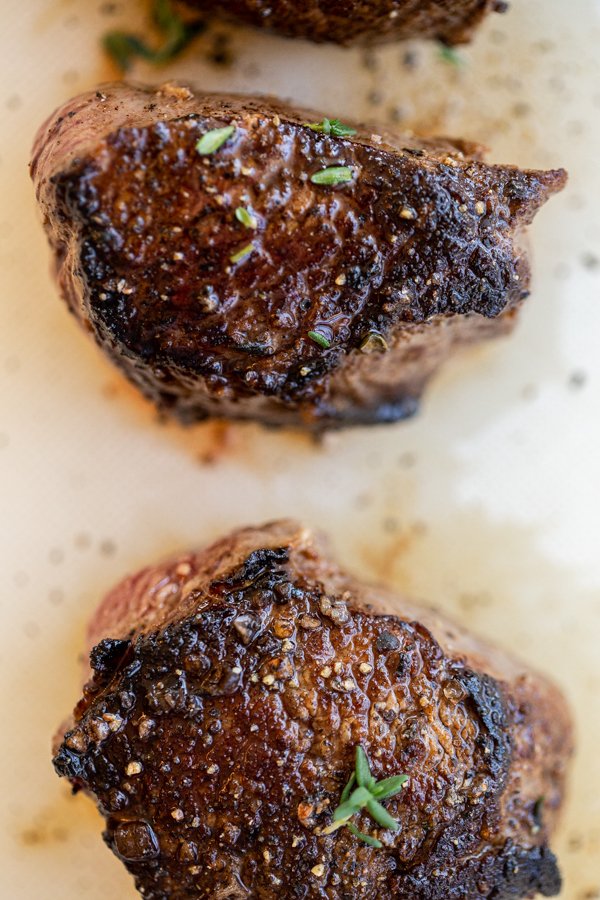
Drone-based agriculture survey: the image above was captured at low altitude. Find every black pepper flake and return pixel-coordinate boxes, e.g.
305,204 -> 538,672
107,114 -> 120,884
274,582 -> 304,603
376,631 -> 400,652
396,652 -> 410,677
505,179 -> 530,200
568,371 -> 587,391
233,613 -> 263,645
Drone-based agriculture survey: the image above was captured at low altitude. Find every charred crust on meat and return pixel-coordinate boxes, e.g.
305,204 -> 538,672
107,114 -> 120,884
211,547 -> 290,591
31,84 -> 566,431
454,668 -> 511,783
493,844 -> 562,899
53,744 -> 88,781
90,638 -> 132,678
52,521 -> 571,899
180,0 -> 508,46
396,841 -> 561,899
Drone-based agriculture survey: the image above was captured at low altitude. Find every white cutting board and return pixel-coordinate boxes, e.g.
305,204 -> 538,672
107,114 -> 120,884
0,1 -> 599,896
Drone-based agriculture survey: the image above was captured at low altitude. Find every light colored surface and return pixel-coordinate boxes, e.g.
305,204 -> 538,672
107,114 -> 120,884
1,0 -> 599,897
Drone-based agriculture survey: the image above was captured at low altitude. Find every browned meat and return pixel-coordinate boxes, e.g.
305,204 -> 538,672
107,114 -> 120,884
54,520 -> 572,900
31,83 -> 565,431
181,0 -> 508,46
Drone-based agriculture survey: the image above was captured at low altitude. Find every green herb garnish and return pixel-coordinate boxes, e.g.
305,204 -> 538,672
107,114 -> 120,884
103,0 -> 202,70
311,166 -> 354,186
230,242 -> 255,264
346,823 -> 383,848
196,126 -> 236,156
322,746 -> 408,847
438,43 -> 463,67
235,207 -> 258,229
310,166 -> 352,184
306,118 -> 357,138
307,330 -> 331,349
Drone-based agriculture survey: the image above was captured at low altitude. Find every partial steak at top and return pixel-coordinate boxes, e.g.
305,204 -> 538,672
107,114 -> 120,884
181,0 -> 508,46
31,82 -> 566,431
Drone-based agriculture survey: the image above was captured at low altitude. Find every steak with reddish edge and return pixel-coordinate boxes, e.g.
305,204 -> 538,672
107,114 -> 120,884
31,82 -> 566,431
54,520 -> 572,899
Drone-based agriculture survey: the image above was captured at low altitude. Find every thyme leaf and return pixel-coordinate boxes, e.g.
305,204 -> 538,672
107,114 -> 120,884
347,823 -> 383,848
306,118 -> 357,138
230,242 -> 255,264
196,125 -> 236,156
310,166 -> 354,186
307,330 -> 331,349
235,207 -> 258,229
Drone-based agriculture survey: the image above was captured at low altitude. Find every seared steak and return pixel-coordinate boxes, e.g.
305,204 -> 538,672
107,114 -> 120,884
31,83 -> 565,431
181,0 -> 508,45
54,520 -> 572,899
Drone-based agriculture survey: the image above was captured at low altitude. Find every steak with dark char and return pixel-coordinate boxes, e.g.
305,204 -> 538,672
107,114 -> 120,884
181,0 -> 508,45
31,82 -> 566,431
53,520 -> 572,899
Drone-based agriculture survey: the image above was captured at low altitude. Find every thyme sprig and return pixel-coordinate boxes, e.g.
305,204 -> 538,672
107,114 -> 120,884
323,746 -> 408,848
103,0 -> 203,71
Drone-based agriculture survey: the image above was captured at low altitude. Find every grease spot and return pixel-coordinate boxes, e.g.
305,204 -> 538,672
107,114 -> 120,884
49,547 -> 64,565
49,588 -> 64,606
100,539 -> 117,557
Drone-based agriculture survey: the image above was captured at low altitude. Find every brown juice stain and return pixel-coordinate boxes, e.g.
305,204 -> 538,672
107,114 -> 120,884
20,821 -> 68,848
99,380 -> 121,401
197,420 -> 238,464
177,414 -> 317,468
18,791 -> 99,849
359,522 -> 427,585
100,374 -> 318,467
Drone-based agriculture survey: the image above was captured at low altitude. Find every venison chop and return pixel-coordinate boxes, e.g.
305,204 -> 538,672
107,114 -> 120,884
54,520 -> 572,899
31,83 -> 565,431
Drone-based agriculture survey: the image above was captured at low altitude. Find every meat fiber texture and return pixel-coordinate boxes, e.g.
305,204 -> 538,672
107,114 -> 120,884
31,82 -> 566,431
181,0 -> 509,46
54,520 -> 572,900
